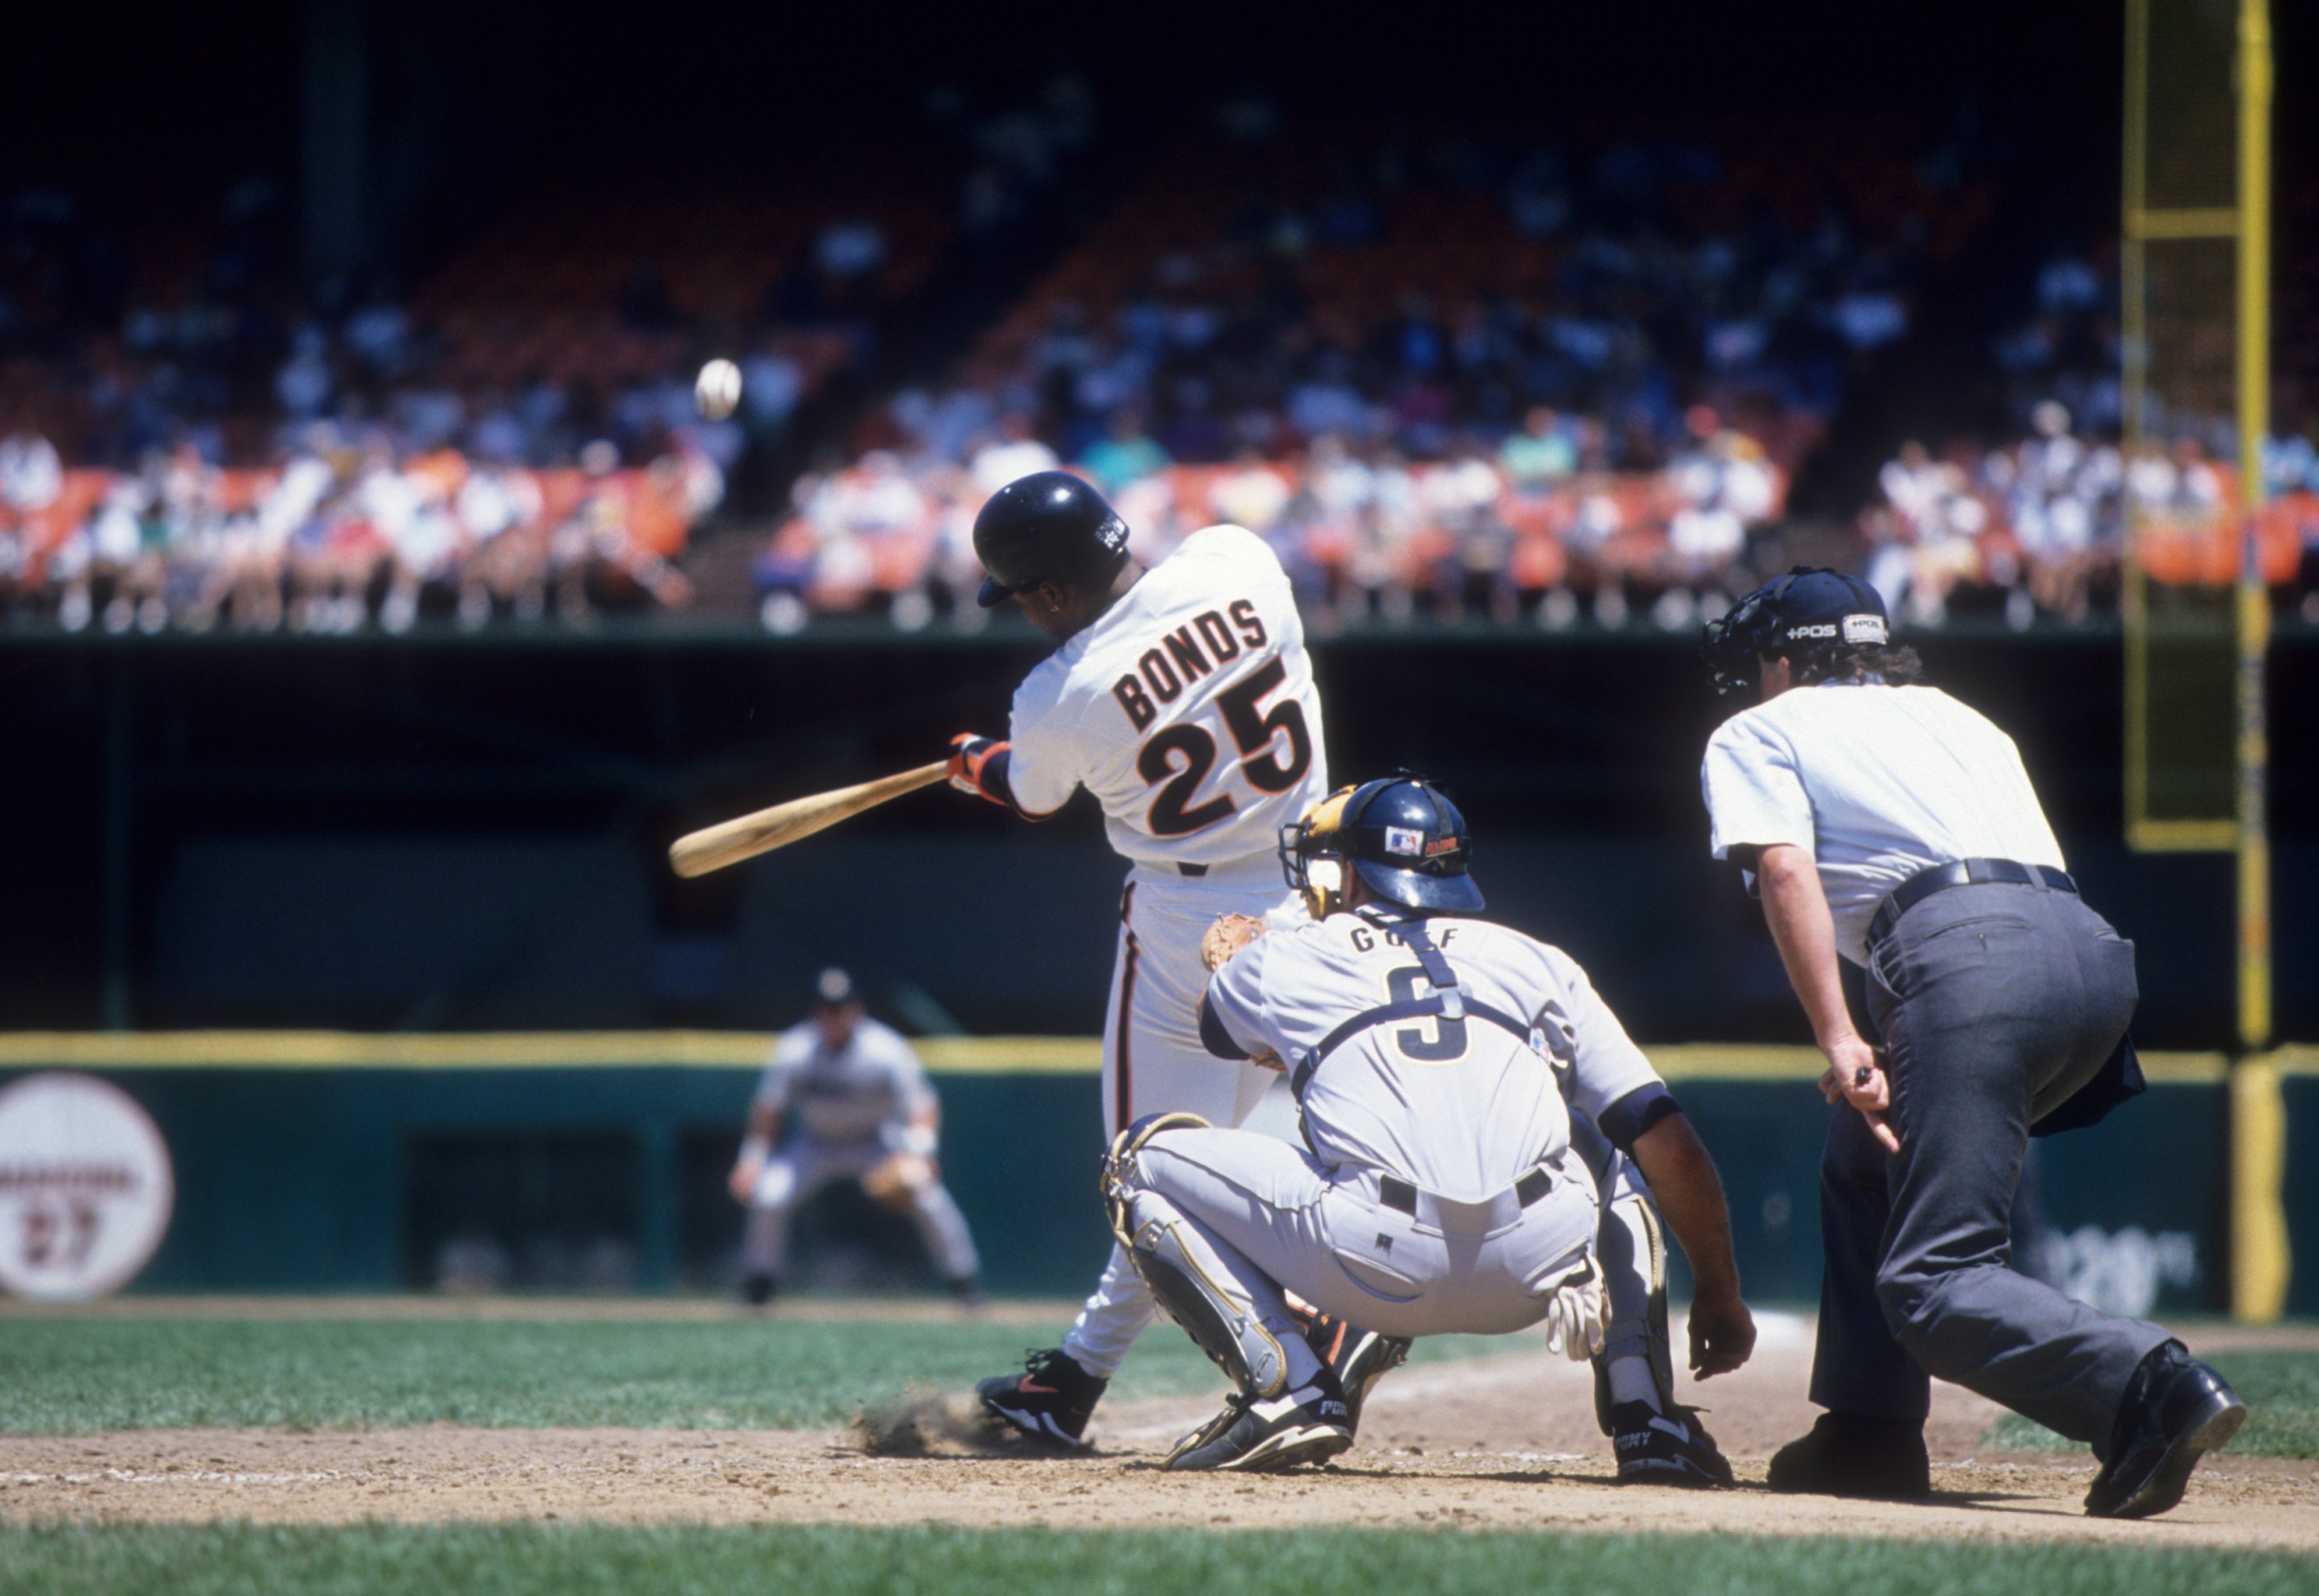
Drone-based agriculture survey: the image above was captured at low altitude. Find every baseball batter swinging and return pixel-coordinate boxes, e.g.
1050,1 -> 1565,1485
946,470 -> 1358,1447
1106,775 -> 1756,1471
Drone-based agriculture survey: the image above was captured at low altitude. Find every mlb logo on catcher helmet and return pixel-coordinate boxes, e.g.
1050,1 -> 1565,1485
1383,826 -> 1425,856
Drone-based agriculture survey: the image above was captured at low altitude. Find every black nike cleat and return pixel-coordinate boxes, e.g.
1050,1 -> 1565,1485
976,1347 -> 1108,1450
1296,1307 -> 1411,1438
1165,1371 -> 1353,1472
1608,1400 -> 1735,1487
2084,1340 -> 2247,1519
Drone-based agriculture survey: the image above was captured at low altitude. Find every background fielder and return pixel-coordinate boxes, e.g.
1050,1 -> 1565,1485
728,966 -> 982,1306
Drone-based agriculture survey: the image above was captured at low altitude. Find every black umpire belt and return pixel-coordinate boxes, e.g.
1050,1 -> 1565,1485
1866,856 -> 2077,948
1375,1167 -> 1555,1232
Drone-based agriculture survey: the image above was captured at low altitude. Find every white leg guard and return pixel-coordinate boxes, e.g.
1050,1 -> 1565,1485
1113,1186 -> 1290,1398
1594,1183 -> 1675,1431
1104,1113 -> 1288,1398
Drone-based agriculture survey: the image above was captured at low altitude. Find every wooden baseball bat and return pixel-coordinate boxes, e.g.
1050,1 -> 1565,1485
668,759 -> 950,877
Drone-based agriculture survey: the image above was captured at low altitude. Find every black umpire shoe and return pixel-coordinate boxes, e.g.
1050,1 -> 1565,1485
2084,1340 -> 2246,1519
739,1273 -> 778,1307
1298,1308 -> 1411,1437
1766,1411 -> 1932,1499
1608,1400 -> 1735,1488
977,1347 -> 1108,1450
1164,1369 -> 1353,1473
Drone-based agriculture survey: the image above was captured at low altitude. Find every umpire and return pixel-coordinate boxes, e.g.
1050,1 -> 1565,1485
1697,568 -> 2245,1520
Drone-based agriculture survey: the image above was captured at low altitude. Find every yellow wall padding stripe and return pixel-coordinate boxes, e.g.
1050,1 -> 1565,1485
2231,1054 -> 2291,1322
0,1031 -> 1100,1075
0,1033 -> 2256,1084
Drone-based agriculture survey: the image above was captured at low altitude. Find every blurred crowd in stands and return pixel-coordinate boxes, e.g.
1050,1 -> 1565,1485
0,74 -> 1103,630
758,403 -> 1783,633
5,90 -> 2317,634
760,107 -> 1994,628
1859,237 -> 2319,628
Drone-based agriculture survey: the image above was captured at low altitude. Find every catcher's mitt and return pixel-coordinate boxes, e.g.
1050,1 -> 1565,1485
1200,913 -> 1266,971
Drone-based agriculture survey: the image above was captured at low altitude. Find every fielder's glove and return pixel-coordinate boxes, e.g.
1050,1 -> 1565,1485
948,733 -> 1009,803
1539,1262 -> 1607,1361
1201,913 -> 1266,971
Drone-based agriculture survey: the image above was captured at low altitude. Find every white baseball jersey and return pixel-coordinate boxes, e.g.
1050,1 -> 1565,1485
1004,524 -> 1330,870
1701,682 -> 2066,965
751,1017 -> 935,1147
1204,909 -> 1663,1202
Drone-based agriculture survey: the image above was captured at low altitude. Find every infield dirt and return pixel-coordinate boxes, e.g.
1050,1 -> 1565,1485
2,1312 -> 2313,1550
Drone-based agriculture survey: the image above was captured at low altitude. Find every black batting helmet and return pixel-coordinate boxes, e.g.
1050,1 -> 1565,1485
1280,773 -> 1483,916
1701,566 -> 1889,697
972,471 -> 1131,608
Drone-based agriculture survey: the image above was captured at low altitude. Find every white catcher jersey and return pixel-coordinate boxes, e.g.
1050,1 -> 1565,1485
1005,524 -> 1330,870
1204,909 -> 1663,1202
751,1017 -> 935,1146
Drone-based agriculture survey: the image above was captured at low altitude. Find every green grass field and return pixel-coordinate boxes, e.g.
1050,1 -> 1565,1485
0,1524 -> 2312,1596
1986,1351 -> 2319,1459
0,1314 -> 1529,1434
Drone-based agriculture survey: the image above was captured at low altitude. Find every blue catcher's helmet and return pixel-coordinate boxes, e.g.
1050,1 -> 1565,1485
1279,773 -> 1483,917
1700,565 -> 1889,697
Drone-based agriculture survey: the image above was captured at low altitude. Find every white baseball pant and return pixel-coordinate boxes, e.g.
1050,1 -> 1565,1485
745,1137 -> 981,1284
1060,855 -> 1306,1377
1116,1125 -> 1602,1341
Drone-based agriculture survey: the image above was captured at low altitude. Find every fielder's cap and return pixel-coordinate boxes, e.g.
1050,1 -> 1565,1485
814,967 -> 859,1007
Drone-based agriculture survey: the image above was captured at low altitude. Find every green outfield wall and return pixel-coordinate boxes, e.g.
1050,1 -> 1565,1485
0,1036 -> 2249,1312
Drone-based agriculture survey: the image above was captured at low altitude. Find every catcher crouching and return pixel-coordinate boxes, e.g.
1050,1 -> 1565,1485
1105,774 -> 1759,1471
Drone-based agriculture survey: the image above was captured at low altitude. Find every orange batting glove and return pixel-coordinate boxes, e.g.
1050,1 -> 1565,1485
948,733 -> 1009,804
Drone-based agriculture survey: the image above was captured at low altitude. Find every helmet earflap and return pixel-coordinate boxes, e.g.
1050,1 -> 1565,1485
1279,785 -> 1360,920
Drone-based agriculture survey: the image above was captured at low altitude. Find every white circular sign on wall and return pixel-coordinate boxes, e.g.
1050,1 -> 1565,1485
0,1073 -> 175,1301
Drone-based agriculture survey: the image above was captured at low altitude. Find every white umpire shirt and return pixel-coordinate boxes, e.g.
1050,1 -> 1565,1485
1700,681 -> 2066,966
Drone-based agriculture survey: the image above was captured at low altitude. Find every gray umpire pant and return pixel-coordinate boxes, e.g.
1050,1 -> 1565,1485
1813,879 -> 2170,1446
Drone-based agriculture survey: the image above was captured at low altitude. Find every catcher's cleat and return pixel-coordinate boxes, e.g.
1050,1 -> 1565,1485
1165,1370 -> 1353,1473
2084,1340 -> 2245,1520
1297,1308 -> 1411,1438
976,1347 -> 1108,1450
1608,1400 -> 1735,1488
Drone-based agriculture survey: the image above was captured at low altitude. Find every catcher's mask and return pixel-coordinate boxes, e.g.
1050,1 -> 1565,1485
1701,566 -> 1889,699
1278,773 -> 1483,919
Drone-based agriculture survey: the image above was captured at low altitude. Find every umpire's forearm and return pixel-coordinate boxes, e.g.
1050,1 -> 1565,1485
1755,844 -> 1857,1051
1627,1114 -> 1742,1304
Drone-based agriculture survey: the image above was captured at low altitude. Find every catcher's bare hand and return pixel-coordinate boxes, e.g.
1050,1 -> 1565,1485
1687,1287 -> 1757,1379
1201,913 -> 1266,971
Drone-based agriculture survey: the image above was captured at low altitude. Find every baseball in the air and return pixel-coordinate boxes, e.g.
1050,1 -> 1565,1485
695,358 -> 743,422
